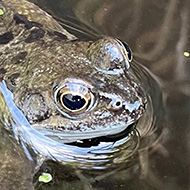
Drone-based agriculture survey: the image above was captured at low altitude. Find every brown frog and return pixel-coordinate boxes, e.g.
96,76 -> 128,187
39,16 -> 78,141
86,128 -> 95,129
0,0 -> 147,144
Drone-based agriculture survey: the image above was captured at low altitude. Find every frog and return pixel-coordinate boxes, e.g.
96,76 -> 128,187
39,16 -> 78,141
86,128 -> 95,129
0,0 -> 147,145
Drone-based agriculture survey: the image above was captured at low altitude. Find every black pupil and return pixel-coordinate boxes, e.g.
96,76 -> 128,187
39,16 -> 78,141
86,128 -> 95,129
121,41 -> 132,61
62,94 -> 86,110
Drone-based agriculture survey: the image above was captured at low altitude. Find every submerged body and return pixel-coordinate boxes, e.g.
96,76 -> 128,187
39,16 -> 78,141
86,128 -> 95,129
0,0 -> 147,143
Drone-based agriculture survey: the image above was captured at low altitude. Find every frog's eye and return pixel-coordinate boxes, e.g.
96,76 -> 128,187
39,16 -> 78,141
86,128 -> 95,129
88,37 -> 132,75
61,94 -> 86,111
54,83 -> 95,117
117,40 -> 133,63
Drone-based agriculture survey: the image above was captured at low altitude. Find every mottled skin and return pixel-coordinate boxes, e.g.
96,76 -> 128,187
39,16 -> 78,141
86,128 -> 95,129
0,0 -> 147,142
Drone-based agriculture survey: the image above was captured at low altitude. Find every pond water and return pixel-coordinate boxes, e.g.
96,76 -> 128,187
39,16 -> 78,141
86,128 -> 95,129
1,0 -> 190,189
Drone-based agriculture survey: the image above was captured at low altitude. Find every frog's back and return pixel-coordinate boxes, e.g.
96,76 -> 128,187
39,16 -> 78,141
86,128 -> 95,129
0,0 -> 76,40
0,0 -> 77,88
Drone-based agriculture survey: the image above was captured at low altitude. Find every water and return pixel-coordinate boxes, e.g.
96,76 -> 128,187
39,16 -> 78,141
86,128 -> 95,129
1,0 -> 190,189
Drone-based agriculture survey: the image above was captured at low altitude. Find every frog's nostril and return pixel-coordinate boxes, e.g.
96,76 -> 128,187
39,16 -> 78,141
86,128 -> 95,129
115,101 -> 121,107
111,99 -> 123,109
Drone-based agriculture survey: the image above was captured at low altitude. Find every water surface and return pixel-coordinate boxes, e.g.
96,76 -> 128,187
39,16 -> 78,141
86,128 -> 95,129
1,0 -> 190,189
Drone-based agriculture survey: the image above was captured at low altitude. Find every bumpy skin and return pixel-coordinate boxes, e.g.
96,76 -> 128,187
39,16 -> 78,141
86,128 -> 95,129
0,0 -> 147,142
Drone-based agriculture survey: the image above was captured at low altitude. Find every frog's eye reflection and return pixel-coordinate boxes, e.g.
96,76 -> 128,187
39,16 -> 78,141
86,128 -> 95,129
61,94 -> 86,111
54,83 -> 95,117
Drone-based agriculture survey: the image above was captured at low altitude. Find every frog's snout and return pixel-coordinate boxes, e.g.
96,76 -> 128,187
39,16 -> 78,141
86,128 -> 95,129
96,78 -> 147,123
109,97 -> 142,113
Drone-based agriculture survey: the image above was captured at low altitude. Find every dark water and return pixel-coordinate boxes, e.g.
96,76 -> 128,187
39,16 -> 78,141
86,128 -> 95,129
1,0 -> 190,189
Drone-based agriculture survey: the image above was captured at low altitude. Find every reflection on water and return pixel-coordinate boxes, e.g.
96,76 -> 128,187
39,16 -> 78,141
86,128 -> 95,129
1,0 -> 190,189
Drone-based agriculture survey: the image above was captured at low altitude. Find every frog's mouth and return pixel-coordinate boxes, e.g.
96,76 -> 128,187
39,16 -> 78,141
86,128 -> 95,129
32,102 -> 146,143
32,121 -> 133,143
68,123 -> 135,147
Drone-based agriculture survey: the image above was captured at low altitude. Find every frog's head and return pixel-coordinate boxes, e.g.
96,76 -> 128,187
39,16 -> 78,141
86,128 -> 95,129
10,37 -> 147,143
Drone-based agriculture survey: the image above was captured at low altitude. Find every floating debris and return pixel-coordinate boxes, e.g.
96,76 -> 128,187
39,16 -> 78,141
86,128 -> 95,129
184,51 -> 190,57
0,9 -> 4,16
38,173 -> 52,183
